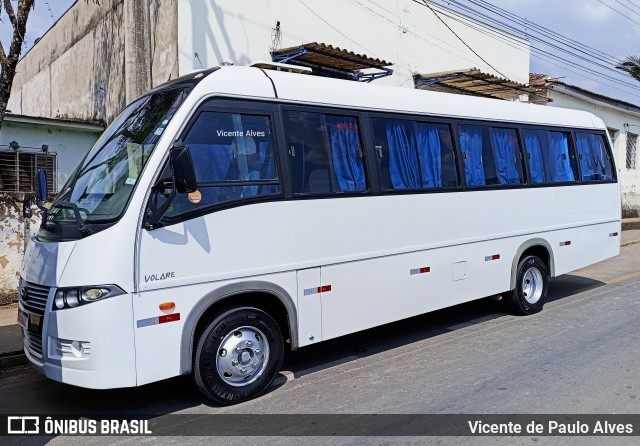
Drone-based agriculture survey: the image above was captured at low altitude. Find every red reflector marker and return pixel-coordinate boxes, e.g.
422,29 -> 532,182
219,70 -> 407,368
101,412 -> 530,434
610,232 -> 619,237
318,285 -> 332,293
560,241 -> 571,246
419,267 -> 431,274
485,254 -> 501,261
159,313 -> 180,324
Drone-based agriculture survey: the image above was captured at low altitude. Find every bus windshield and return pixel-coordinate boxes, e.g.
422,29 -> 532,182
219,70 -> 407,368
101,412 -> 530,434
48,86 -> 191,224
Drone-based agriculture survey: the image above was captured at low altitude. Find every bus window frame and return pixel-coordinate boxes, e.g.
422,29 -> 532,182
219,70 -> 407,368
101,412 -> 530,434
144,96 -> 619,230
153,99 -> 286,226
367,111 -> 464,195
278,104 -> 373,199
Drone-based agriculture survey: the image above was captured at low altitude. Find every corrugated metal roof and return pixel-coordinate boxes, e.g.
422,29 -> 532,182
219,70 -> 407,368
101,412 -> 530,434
271,42 -> 393,72
414,68 -> 548,102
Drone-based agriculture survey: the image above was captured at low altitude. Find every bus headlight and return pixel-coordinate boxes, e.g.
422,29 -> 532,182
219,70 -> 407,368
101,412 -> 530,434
52,285 -> 126,310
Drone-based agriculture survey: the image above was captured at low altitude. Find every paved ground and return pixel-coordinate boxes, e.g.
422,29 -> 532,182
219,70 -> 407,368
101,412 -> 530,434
1,244 -> 639,445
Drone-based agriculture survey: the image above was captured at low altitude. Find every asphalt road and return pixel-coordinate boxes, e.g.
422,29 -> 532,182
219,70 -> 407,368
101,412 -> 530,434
1,245 -> 639,445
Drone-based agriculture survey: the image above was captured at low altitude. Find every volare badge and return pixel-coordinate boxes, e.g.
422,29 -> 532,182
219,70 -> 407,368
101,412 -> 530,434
188,190 -> 202,204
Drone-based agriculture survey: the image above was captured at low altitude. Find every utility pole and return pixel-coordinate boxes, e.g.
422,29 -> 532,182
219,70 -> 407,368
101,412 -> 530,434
124,1 -> 152,103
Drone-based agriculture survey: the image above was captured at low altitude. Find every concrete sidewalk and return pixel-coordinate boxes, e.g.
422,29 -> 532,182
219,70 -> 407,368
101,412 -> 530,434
0,304 -> 24,368
1,225 -> 639,367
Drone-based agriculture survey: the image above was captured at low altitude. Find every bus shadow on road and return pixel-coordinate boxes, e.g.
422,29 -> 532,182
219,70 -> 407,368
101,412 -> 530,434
279,273 -> 606,381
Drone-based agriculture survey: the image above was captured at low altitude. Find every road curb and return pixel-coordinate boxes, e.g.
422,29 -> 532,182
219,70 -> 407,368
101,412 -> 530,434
0,351 -> 27,369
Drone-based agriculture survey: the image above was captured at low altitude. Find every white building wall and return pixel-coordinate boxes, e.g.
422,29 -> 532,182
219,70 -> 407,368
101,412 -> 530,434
548,88 -> 640,217
177,0 -> 530,86
0,119 -> 103,190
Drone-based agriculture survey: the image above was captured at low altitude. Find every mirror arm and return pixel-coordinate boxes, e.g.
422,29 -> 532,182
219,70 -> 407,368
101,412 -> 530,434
145,187 -> 177,229
54,202 -> 92,236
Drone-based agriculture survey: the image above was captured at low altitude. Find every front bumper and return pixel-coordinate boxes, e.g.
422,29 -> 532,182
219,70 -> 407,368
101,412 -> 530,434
19,285 -> 137,390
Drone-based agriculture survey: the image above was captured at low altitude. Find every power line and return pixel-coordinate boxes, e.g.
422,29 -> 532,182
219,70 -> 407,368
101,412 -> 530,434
432,7 -> 640,90
436,10 -> 640,99
610,0 -> 640,17
358,0 -> 522,78
419,1 -> 508,78
428,0 -> 620,67
467,0 -> 620,65
297,0 -> 418,76
595,0 -> 640,27
416,1 -> 640,91
350,0 -> 522,79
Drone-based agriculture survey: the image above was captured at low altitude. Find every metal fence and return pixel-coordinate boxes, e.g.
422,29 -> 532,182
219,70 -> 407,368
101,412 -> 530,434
627,132 -> 638,170
0,149 -> 56,194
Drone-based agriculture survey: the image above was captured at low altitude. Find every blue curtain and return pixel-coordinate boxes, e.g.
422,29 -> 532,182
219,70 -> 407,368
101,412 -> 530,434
459,125 -> 485,186
191,144 -> 233,182
416,123 -> 442,188
326,116 -> 366,191
576,133 -> 612,181
387,121 -> 420,189
524,131 -> 545,184
548,132 -> 575,182
490,128 -> 521,184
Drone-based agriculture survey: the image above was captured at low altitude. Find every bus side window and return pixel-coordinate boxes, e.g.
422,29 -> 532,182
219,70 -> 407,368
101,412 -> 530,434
283,111 -> 367,195
575,133 -> 614,181
162,111 -> 281,217
415,122 -> 459,188
459,124 -> 524,187
523,129 -> 578,184
372,118 -> 458,190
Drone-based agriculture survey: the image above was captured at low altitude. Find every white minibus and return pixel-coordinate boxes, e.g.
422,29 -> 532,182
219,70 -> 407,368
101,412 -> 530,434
19,66 -> 620,404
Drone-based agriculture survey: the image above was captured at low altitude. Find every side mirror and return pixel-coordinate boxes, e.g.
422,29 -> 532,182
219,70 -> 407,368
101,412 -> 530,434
145,143 -> 197,229
171,144 -> 197,194
34,169 -> 48,202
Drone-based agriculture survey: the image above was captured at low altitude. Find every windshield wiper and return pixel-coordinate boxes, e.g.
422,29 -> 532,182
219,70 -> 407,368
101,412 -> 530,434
50,202 -> 93,237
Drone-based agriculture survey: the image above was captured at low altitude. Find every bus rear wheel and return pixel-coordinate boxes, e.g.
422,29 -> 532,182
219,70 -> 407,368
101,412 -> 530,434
194,307 -> 284,405
508,255 -> 548,315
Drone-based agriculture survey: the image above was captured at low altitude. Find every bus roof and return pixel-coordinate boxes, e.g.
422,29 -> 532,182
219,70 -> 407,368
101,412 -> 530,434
198,66 -> 603,130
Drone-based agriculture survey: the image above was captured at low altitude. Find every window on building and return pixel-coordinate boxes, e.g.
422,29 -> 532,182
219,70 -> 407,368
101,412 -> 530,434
458,125 -> 524,186
522,129 -> 577,184
0,150 -> 56,194
162,111 -> 281,217
283,111 -> 367,195
626,132 -> 638,170
575,133 -> 615,181
607,128 -> 618,143
372,118 -> 458,190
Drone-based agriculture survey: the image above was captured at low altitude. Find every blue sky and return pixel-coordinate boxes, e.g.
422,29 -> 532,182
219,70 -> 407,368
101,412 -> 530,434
2,0 -> 640,104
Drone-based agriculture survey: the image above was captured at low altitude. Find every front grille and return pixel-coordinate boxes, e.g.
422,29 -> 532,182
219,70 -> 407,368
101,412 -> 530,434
21,282 -> 50,316
23,328 -> 43,359
19,281 -> 50,359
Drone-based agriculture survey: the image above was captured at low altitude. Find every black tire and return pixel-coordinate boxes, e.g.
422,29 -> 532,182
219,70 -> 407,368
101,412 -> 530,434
194,307 -> 284,405
508,255 -> 549,315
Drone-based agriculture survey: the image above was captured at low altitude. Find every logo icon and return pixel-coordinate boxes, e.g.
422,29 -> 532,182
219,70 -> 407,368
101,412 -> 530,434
7,416 -> 40,434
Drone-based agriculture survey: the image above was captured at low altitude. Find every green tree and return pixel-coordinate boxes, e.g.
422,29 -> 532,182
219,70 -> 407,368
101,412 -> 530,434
615,55 -> 640,81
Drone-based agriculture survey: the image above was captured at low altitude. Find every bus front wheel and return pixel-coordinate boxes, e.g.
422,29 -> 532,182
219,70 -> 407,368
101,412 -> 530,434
194,307 -> 284,405
508,255 -> 549,315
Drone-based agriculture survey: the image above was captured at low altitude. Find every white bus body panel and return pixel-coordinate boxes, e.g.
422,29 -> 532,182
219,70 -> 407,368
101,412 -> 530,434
134,182 -> 619,383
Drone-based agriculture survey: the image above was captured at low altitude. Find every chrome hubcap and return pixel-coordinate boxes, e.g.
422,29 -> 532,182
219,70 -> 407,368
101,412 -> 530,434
522,267 -> 544,304
216,326 -> 270,387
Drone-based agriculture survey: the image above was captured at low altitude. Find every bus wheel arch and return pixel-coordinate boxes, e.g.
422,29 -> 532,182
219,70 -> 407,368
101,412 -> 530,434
510,239 -> 554,290
179,282 -> 298,376
508,240 -> 553,315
